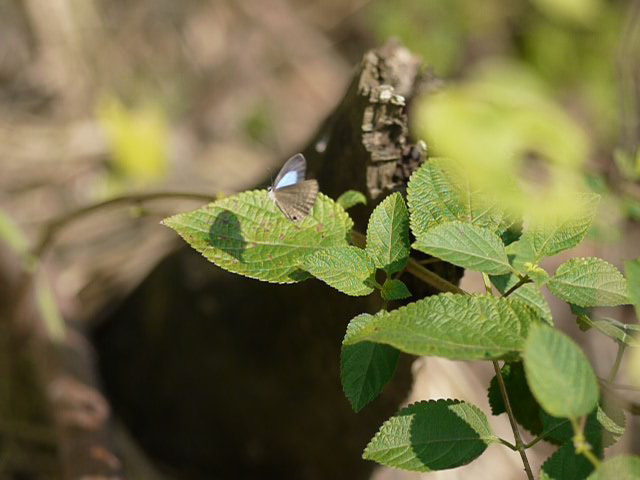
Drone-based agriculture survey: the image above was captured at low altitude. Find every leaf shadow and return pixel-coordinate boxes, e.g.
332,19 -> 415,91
406,401 -> 488,470
209,210 -> 246,261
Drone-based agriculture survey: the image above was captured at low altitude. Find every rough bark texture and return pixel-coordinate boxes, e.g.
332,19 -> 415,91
92,41 -> 462,479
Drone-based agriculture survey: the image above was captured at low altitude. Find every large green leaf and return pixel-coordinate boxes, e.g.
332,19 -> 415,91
413,221 -> 511,275
539,441 -> 595,480
407,158 -> 509,238
341,314 -> 400,412
625,259 -> 640,319
587,456 -> 640,480
548,257 -> 630,307
491,273 -> 553,325
523,325 -> 598,418
363,399 -> 496,472
163,190 -> 352,283
366,192 -> 410,274
344,294 -> 539,361
301,246 -> 376,296
521,193 -> 600,261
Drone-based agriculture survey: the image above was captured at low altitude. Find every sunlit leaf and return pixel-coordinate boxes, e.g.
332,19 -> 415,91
163,190 -> 352,283
364,399 -> 496,472
586,455 -> 640,480
302,246 -> 376,296
548,257 -> 629,307
337,190 -> 367,210
344,294 -> 539,361
366,192 -> 410,274
524,325 -> 598,418
413,221 -> 511,275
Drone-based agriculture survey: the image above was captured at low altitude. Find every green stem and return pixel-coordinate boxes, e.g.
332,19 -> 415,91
570,417 -> 601,469
493,361 -> 535,480
607,343 -> 626,383
503,276 -> 531,298
498,438 -> 518,451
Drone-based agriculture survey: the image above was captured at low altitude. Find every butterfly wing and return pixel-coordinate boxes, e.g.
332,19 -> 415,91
273,179 -> 319,222
274,153 -> 307,189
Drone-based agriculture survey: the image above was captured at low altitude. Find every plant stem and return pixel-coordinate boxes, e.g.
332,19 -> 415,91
498,438 -> 518,451
570,417 -> 601,469
607,343 -> 626,383
482,273 -> 493,295
32,191 -> 217,258
493,361 -> 535,480
503,276 -> 531,298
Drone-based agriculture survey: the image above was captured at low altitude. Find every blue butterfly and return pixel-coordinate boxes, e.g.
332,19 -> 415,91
268,153 -> 319,222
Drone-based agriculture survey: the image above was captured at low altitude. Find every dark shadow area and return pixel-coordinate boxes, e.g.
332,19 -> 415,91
92,246 -> 414,480
407,400 -> 488,471
209,210 -> 246,262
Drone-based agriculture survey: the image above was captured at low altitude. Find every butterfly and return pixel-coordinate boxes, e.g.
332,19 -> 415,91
268,153 -> 319,222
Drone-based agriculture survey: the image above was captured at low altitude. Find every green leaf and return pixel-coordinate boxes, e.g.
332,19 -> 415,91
523,325 -> 599,418
577,316 -> 640,347
163,190 -> 353,283
344,294 -> 539,361
625,259 -> 640,319
341,314 -> 400,412
539,441 -> 595,480
407,158 -> 509,238
337,190 -> 367,210
366,192 -> 410,274
491,273 -> 553,325
548,257 -> 630,307
487,362 -> 543,435
381,279 -> 411,301
301,246 -> 376,296
363,399 -> 496,472
506,236 -> 550,286
413,221 -> 511,275
521,193 -> 600,261
539,402 -> 625,450
587,456 -> 640,480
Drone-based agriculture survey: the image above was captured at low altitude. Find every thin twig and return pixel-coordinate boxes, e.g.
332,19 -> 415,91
32,191 -> 217,258
503,276 -> 531,298
493,361 -> 535,480
607,343 -> 626,383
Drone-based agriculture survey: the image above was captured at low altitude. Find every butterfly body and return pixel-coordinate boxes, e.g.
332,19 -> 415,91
269,153 -> 319,222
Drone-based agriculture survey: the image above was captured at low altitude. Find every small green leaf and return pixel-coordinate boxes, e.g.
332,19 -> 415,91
407,158 -> 509,238
344,294 -> 539,361
363,399 -> 496,472
586,456 -> 640,480
625,258 -> 640,319
539,402 -> 625,450
341,314 -> 400,412
163,190 -> 353,283
522,193 -> 600,261
366,192 -> 410,274
523,325 -> 598,418
337,190 -> 367,210
539,441 -> 595,480
487,362 -> 543,435
302,246 -> 376,296
506,236 -> 550,286
491,273 -> 553,325
413,221 -> 511,275
548,257 -> 630,307
381,279 -> 411,301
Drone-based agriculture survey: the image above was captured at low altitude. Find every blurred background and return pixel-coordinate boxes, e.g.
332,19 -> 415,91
0,0 -> 639,479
